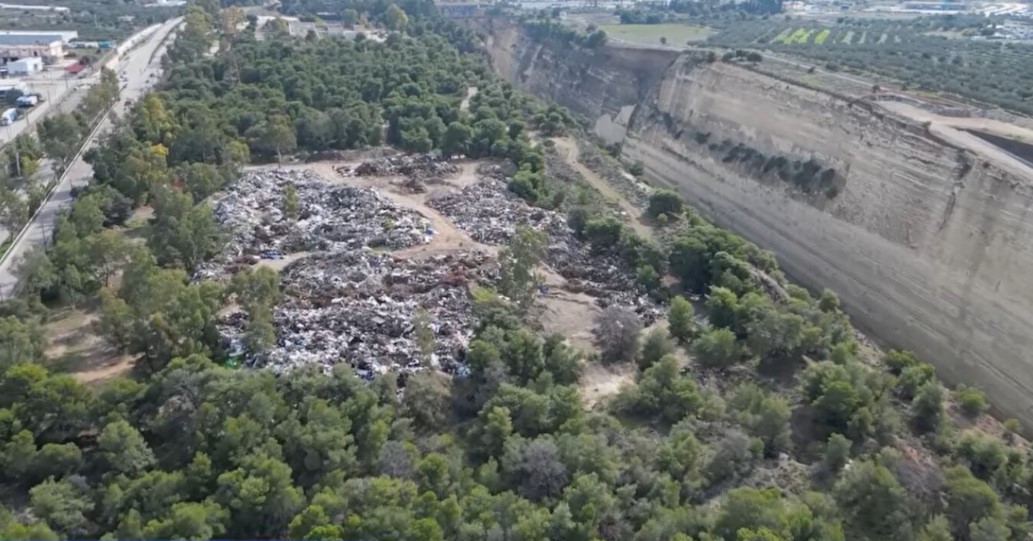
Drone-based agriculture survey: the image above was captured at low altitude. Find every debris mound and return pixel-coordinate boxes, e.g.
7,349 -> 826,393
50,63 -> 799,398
429,173 -> 663,322
201,169 -> 431,277
341,154 -> 459,179
427,176 -> 568,245
264,249 -> 493,377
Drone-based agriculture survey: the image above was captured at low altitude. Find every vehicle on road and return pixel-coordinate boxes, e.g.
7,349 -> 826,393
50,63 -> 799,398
15,95 -> 37,108
0,107 -> 17,125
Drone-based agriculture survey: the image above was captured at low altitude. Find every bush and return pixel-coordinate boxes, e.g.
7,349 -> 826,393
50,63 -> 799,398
647,189 -> 684,219
636,264 -> 661,291
639,328 -> 674,370
912,382 -> 944,433
693,327 -> 740,369
955,385 -> 988,418
667,296 -> 694,342
627,161 -> 644,176
595,307 -> 642,364
824,433 -> 852,472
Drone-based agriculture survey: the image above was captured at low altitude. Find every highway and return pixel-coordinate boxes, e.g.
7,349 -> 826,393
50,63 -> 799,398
0,17 -> 182,299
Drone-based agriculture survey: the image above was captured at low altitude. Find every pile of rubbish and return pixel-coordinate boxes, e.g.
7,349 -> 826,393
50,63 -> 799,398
428,176 -> 569,245
199,170 -> 432,278
341,154 -> 459,179
258,249 -> 493,376
430,174 -> 664,322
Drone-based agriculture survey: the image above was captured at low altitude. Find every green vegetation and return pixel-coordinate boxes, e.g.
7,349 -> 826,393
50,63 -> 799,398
0,2 -> 1029,540
599,23 -> 713,45
706,15 -> 1033,115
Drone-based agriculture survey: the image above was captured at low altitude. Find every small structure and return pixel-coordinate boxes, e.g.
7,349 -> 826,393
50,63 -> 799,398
0,31 -> 77,62
7,57 -> 42,76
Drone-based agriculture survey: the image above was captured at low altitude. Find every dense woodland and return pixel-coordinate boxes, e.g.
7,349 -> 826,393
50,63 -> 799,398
0,1 -> 1032,540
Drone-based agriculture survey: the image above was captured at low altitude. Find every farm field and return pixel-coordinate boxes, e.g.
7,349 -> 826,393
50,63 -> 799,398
600,23 -> 714,45
704,15 -> 1033,115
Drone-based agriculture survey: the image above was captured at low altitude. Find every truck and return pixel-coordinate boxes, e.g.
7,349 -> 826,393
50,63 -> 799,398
0,108 -> 17,126
15,95 -> 37,108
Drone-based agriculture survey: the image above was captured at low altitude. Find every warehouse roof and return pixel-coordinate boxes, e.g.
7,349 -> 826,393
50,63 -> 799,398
0,32 -> 67,45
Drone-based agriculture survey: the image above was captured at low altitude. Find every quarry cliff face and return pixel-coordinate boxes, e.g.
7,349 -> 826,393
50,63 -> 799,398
473,18 -> 678,145
476,20 -> 1033,426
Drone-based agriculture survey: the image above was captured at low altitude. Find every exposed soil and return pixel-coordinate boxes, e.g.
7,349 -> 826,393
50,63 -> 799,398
581,361 -> 635,410
44,307 -> 134,385
550,136 -> 654,239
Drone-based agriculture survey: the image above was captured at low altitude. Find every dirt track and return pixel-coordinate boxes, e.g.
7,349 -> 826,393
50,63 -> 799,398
880,101 -> 1033,180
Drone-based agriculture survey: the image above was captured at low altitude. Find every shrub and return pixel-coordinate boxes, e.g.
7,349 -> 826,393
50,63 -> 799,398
647,189 -> 684,218
693,327 -> 740,369
824,433 -> 852,472
955,385 -> 988,418
667,296 -> 694,342
639,328 -> 674,370
595,307 -> 642,364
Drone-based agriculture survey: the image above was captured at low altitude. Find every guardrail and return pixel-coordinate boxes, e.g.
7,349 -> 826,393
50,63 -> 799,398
0,18 -> 182,298
0,100 -> 115,270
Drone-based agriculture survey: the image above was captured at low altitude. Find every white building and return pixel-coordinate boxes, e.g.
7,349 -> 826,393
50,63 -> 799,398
7,57 -> 42,75
0,31 -> 77,61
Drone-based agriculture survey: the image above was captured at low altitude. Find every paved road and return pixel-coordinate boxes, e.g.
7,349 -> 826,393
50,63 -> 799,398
0,17 -> 182,299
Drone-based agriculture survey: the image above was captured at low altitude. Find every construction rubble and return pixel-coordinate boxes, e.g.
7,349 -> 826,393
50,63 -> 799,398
198,170 -> 432,278
261,249 -> 492,376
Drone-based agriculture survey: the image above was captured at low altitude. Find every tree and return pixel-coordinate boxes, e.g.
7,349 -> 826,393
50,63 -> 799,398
639,328 -> 674,370
668,296 -> 695,342
142,502 -> 228,540
385,4 -> 409,31
243,302 -> 276,358
29,477 -> 92,537
917,516 -> 953,541
282,183 -> 299,222
32,443 -> 82,481
693,327 -> 740,369
834,461 -> 911,540
215,455 -> 305,537
912,382 -> 945,433
497,226 -> 546,314
595,307 -> 641,364
247,115 -> 297,163
98,420 -> 155,475
517,437 -> 569,501
943,465 -> 1003,539
413,307 -> 434,366
824,433 -> 851,472
96,289 -> 134,353
402,371 -> 451,431
0,187 -> 27,234
0,316 -> 45,369
441,122 -> 472,156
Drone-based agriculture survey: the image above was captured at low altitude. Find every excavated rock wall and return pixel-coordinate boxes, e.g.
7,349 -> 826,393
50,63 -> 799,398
476,21 -> 1033,426
472,17 -> 678,145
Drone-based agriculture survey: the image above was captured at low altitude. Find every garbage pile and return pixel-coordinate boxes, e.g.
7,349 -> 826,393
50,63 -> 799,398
429,175 -> 664,322
341,154 -> 459,179
257,249 -> 493,376
200,170 -> 431,277
428,177 -> 569,244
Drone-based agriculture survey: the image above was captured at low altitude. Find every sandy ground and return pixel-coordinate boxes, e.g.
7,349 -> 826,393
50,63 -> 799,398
550,137 -> 654,239
44,308 -> 134,385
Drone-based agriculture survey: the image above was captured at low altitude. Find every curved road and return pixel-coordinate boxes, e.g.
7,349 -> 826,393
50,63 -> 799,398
0,17 -> 182,299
